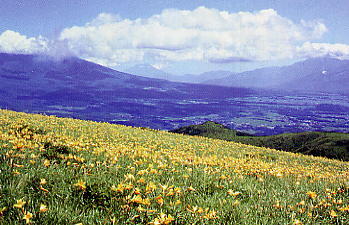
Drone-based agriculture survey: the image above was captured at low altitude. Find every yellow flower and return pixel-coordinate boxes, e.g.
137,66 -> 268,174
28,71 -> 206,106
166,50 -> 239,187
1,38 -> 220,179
137,177 -> 145,183
145,182 -> 157,194
13,170 -> 21,175
227,190 -> 241,197
155,196 -> 164,206
338,205 -> 349,212
332,199 -> 343,205
39,186 -> 49,193
23,212 -> 33,224
142,198 -> 151,206
296,200 -> 306,206
174,187 -> 182,195
149,169 -> 157,174
74,180 -> 86,191
197,207 -> 204,214
149,218 -> 161,225
293,219 -> 303,225
130,195 -> 151,205
232,200 -> 240,206
0,207 -> 7,216
111,183 -> 124,192
43,159 -> 50,167
187,186 -> 196,192
124,183 -> 133,190
202,210 -> 218,220
149,213 -> 174,225
13,199 -> 26,209
219,174 -> 228,180
329,210 -> 338,217
40,178 -> 47,185
306,191 -> 317,199
134,188 -> 142,195
130,195 -> 143,204
13,163 -> 24,168
137,170 -> 148,175
166,189 -> 175,196
39,204 -> 48,213
124,174 -> 135,181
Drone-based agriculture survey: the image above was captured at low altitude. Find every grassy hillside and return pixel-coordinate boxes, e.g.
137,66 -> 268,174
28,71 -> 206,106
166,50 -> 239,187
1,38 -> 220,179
171,121 -> 349,161
0,110 -> 348,224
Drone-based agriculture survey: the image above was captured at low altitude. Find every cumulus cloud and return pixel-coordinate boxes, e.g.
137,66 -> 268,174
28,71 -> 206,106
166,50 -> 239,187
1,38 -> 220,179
2,7 -> 349,67
208,56 -> 252,64
297,42 -> 349,59
0,30 -> 74,61
0,30 -> 48,54
58,7 -> 330,66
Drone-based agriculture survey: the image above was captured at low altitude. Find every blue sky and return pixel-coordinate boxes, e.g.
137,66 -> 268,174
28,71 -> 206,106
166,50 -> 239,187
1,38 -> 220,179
1,0 -> 349,74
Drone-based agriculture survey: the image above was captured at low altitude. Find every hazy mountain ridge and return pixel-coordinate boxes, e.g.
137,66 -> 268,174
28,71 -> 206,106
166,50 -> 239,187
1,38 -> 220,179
1,53 -> 348,135
0,53 -> 254,129
125,64 -> 235,83
0,53 -> 251,98
203,57 -> 349,93
124,58 -> 349,94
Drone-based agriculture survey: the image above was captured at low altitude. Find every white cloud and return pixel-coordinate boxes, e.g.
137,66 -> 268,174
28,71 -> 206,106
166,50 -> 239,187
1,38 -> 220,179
151,62 -> 167,70
59,7 -> 330,66
297,42 -> 349,59
0,30 -> 76,61
2,7 -> 349,67
0,30 -> 48,54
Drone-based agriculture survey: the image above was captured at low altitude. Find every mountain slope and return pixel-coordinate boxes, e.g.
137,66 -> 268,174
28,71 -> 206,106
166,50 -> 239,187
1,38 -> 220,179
204,57 -> 349,93
0,53 -> 250,98
124,64 -> 175,80
181,70 -> 235,83
0,53 -> 252,128
125,64 -> 234,83
0,110 -> 348,224
1,53 -> 348,136
170,121 -> 349,161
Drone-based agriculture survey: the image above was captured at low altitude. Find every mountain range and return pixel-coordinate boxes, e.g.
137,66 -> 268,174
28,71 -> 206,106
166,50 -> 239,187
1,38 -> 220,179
124,57 -> 349,94
0,53 -> 252,129
0,53 -> 348,135
0,53 -> 250,100
124,64 -> 234,83
203,57 -> 349,94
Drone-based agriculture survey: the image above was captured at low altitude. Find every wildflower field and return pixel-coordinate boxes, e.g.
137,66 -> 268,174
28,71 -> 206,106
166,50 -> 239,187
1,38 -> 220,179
0,110 -> 348,224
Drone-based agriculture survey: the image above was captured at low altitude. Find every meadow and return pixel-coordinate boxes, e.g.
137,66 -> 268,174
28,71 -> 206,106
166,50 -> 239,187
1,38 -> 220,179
0,109 -> 348,224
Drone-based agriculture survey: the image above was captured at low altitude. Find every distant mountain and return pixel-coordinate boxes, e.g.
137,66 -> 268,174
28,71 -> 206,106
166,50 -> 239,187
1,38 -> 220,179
124,64 -> 175,80
2,53 -> 348,135
0,53 -> 252,129
125,64 -> 234,83
204,57 -> 349,93
182,70 -> 235,83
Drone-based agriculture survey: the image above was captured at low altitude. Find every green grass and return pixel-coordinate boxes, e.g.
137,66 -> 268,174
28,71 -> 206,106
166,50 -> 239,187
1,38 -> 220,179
0,110 -> 348,224
170,121 -> 349,161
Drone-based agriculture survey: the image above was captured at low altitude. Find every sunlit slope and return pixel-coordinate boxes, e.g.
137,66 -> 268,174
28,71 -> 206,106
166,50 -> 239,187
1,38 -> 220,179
0,109 -> 348,224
